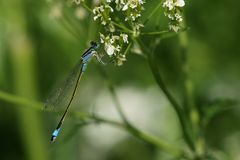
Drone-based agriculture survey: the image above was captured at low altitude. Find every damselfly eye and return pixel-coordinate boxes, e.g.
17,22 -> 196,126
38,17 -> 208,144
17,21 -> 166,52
90,41 -> 99,49
90,41 -> 96,47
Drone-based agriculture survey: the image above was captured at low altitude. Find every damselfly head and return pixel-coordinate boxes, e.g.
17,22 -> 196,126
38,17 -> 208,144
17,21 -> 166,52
90,41 -> 100,49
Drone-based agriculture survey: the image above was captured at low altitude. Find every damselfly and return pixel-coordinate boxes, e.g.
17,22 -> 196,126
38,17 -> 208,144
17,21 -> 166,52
45,41 -> 104,142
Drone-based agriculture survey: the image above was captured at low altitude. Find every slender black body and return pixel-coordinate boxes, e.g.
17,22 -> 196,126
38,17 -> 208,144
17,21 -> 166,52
50,41 -> 99,142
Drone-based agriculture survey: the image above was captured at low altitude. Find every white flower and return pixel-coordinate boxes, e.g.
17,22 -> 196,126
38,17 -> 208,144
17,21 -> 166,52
99,33 -> 129,60
109,23 -> 115,32
167,14 -> 174,20
175,0 -> 185,7
100,33 -> 107,43
122,4 -> 128,11
120,34 -> 128,43
169,24 -> 180,32
133,23 -> 144,36
101,21 -> 107,25
163,0 -> 185,9
115,0 -> 125,5
105,43 -> 115,56
128,0 -> 139,9
163,0 -> 185,32
93,4 -> 113,25
115,54 -> 126,65
93,0 -> 144,65
122,0 -> 140,10
163,0 -> 174,10
100,33 -> 118,56
175,13 -> 183,22
121,0 -> 145,21
115,0 -> 125,10
107,5 -> 114,12
115,45 -> 121,52
112,35 -> 120,42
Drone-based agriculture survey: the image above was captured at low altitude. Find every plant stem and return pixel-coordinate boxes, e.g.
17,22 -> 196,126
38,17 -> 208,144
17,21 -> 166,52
126,125 -> 182,156
111,21 -> 133,33
0,90 -> 182,156
136,38 -> 196,151
97,66 -> 130,125
0,90 -> 42,109
123,42 -> 132,55
141,30 -> 169,36
73,112 -> 182,156
178,25 -> 203,157
82,2 -> 93,13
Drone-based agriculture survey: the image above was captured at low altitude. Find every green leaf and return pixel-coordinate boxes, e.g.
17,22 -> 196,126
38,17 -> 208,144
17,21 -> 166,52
203,98 -> 238,124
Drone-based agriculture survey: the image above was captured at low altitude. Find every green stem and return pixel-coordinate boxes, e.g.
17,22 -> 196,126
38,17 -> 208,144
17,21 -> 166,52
111,21 -> 133,33
136,38 -> 196,151
141,30 -> 169,36
82,2 -> 93,13
126,125 -> 182,156
73,112 -> 182,156
123,42 -> 132,55
0,90 -> 42,109
97,67 -> 130,125
0,90 -> 182,156
178,25 -> 202,156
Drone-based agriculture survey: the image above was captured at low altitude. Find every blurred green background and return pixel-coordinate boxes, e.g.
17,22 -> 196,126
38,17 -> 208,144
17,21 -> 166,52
0,0 -> 239,160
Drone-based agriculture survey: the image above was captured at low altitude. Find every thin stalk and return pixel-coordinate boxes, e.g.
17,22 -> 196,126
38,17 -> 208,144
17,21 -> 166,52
97,67 -> 130,125
82,2 -> 93,13
178,24 -> 203,156
136,38 -> 196,151
141,28 -> 188,36
179,32 -> 192,120
0,90 -> 42,109
111,21 -> 133,33
141,30 -> 169,36
0,90 -> 182,156
126,125 -> 182,156
123,42 -> 132,55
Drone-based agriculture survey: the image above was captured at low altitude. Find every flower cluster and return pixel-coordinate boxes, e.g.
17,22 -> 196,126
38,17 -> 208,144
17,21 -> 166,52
100,33 -> 129,65
92,0 -> 145,65
93,4 -> 113,25
162,0 -> 185,32
121,0 -> 144,21
114,0 -> 145,36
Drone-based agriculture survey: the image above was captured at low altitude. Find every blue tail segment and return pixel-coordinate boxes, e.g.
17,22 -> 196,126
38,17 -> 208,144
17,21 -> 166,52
51,128 -> 60,142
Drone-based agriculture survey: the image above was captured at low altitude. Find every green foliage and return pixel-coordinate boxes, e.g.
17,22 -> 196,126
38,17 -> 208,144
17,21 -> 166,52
0,0 -> 240,160
202,99 -> 238,126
